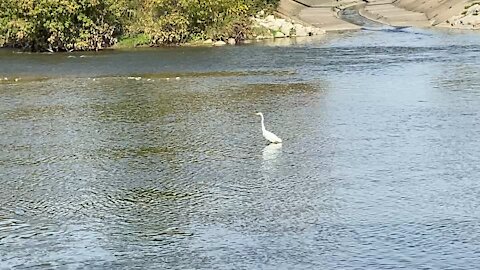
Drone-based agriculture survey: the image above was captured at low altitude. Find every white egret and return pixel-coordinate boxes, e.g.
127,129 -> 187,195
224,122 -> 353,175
255,112 -> 282,143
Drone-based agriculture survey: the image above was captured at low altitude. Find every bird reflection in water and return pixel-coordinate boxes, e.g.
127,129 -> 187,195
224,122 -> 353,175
262,143 -> 282,161
262,143 -> 283,176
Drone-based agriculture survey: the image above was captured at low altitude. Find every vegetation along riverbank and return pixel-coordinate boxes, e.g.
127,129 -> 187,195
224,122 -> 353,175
1,0 -> 311,52
3,0 -> 479,52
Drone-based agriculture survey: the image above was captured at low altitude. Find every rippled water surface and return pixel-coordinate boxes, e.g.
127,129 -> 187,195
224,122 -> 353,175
2,29 -> 480,269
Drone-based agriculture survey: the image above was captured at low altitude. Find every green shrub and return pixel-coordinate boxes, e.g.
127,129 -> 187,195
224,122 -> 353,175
131,0 -> 279,45
0,0 -> 132,51
116,33 -> 150,47
0,0 -> 280,50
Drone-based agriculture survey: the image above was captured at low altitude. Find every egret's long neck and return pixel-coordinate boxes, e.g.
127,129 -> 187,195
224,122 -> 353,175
260,115 -> 266,131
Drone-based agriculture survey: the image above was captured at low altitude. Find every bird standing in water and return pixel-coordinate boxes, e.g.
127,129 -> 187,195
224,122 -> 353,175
255,112 -> 282,143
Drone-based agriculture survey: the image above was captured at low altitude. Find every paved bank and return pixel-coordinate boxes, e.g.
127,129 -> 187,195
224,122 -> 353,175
278,0 -> 480,30
358,0 -> 431,27
277,0 -> 361,31
395,0 -> 480,29
358,0 -> 478,29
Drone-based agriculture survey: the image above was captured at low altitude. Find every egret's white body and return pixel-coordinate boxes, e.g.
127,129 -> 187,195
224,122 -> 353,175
256,112 -> 282,143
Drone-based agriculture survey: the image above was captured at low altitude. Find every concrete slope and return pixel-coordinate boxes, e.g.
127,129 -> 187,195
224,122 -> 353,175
395,0 -> 473,25
278,0 -> 361,31
278,0 -> 478,30
359,1 -> 431,27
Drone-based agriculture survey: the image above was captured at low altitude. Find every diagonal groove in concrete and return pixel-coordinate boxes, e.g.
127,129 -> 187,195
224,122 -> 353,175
278,0 -> 362,31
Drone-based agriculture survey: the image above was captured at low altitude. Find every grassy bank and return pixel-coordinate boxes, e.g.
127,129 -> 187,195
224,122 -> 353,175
0,0 -> 279,52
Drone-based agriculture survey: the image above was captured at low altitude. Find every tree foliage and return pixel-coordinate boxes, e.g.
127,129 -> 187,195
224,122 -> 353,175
0,0 -> 279,51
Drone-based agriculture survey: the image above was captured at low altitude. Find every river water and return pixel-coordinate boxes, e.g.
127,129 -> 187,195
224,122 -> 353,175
1,28 -> 480,269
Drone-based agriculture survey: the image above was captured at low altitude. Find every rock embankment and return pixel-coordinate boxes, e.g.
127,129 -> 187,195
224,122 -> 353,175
251,14 -> 325,39
446,3 -> 480,29
195,12 -> 326,46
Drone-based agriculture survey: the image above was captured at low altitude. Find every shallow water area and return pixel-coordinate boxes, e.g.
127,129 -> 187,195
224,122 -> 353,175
1,29 -> 480,269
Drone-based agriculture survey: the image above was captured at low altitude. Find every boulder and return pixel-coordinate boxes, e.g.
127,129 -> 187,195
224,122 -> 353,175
227,38 -> 236,45
251,14 -> 324,39
265,15 -> 275,22
270,20 -> 283,31
280,22 -> 294,36
294,27 -> 308,37
213,40 -> 227,46
274,31 -> 285,38
306,26 -> 316,35
459,15 -> 480,26
294,23 -> 304,30
203,39 -> 213,44
256,34 -> 273,40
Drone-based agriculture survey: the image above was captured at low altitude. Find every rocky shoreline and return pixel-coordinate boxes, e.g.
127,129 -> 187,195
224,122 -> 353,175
251,13 -> 325,39
188,12 -> 326,47
445,3 -> 480,29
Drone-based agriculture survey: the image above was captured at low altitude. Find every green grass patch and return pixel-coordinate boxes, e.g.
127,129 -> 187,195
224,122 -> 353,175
116,34 -> 151,48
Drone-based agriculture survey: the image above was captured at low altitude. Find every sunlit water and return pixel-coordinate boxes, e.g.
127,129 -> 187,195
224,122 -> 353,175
1,29 -> 480,269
